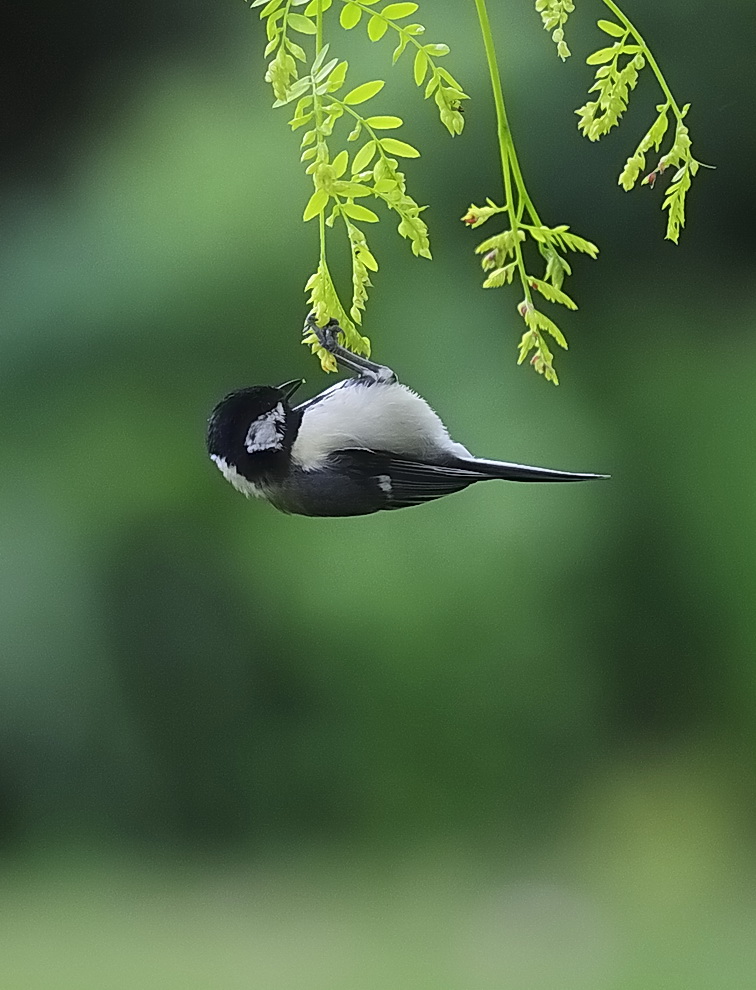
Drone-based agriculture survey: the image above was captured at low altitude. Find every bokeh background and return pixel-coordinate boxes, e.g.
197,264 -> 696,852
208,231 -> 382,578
2,1 -> 755,987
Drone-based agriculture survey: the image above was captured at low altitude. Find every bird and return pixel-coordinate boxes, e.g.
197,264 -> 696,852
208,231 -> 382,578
206,315 -> 608,517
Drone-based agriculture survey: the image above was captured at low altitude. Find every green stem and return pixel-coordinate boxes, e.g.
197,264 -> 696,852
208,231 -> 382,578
318,205 -> 327,266
314,1 -> 324,100
279,0 -> 294,56
314,1 -> 327,266
474,0 -> 533,302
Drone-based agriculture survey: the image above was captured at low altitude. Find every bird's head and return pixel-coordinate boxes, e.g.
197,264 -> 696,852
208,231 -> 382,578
206,379 -> 304,486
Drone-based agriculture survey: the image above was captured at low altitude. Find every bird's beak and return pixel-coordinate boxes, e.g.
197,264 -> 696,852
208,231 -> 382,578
278,378 -> 305,401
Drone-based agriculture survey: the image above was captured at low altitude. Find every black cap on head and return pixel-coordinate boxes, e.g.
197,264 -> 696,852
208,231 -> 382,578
207,385 -> 301,479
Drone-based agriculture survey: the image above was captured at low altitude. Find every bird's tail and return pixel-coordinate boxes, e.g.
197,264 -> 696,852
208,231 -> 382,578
454,457 -> 609,483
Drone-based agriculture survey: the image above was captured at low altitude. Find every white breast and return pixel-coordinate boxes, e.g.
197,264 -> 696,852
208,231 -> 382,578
291,380 -> 471,468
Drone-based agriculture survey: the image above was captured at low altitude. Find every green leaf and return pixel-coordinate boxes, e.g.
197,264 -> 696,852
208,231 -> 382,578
364,115 -> 403,129
303,188 -> 329,221
436,66 -> 461,89
289,111 -> 313,130
287,40 -> 307,61
351,140 -> 377,172
413,49 -> 428,86
343,203 -> 380,222
343,80 -> 385,104
334,181 -> 372,197
586,46 -> 621,65
662,166 -> 692,244
287,13 -> 317,34
331,150 -> 349,178
529,277 -> 578,311
313,57 -> 339,83
379,138 -> 420,158
597,19 -> 625,38
423,43 -> 449,56
541,245 -> 571,288
482,264 -> 516,288
327,61 -> 348,90
373,177 -> 395,193
304,0 -> 331,12
259,0 -> 285,17
534,311 -> 568,349
324,101 -> 344,121
380,2 -> 419,18
271,76 -> 312,108
339,3 -> 362,29
559,230 -> 599,257
359,249 -> 379,271
392,36 -> 408,63
367,15 -> 388,41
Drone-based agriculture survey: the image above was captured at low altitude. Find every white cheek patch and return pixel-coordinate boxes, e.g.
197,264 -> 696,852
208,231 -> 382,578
245,404 -> 285,452
210,455 -> 263,498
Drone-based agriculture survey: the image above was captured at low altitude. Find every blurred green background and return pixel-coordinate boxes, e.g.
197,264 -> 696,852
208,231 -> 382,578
1,1 -> 755,987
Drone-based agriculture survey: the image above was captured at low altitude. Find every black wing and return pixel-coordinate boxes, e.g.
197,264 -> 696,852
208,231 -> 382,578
330,449 -> 490,511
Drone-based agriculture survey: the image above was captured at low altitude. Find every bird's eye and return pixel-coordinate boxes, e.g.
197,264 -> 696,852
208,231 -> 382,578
245,404 -> 286,453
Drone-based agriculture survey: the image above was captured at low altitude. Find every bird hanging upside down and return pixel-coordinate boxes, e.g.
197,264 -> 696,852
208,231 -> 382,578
207,314 -> 608,516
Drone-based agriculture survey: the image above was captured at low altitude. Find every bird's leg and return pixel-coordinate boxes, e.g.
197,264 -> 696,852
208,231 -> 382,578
306,313 -> 397,384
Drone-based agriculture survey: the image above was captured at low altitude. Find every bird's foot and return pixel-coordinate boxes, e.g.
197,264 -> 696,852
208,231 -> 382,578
304,312 -> 397,384
305,312 -> 342,353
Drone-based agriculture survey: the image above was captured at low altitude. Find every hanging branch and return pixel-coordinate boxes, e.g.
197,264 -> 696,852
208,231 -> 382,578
252,0 -> 467,370
465,0 -> 598,385
462,0 -> 707,384
245,0 -> 708,383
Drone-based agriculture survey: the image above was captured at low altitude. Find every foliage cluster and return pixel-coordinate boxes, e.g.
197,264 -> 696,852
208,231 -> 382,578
248,0 -> 706,382
254,0 -> 466,368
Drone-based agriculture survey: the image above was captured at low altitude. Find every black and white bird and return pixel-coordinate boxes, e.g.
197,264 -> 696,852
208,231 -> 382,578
207,316 -> 608,517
